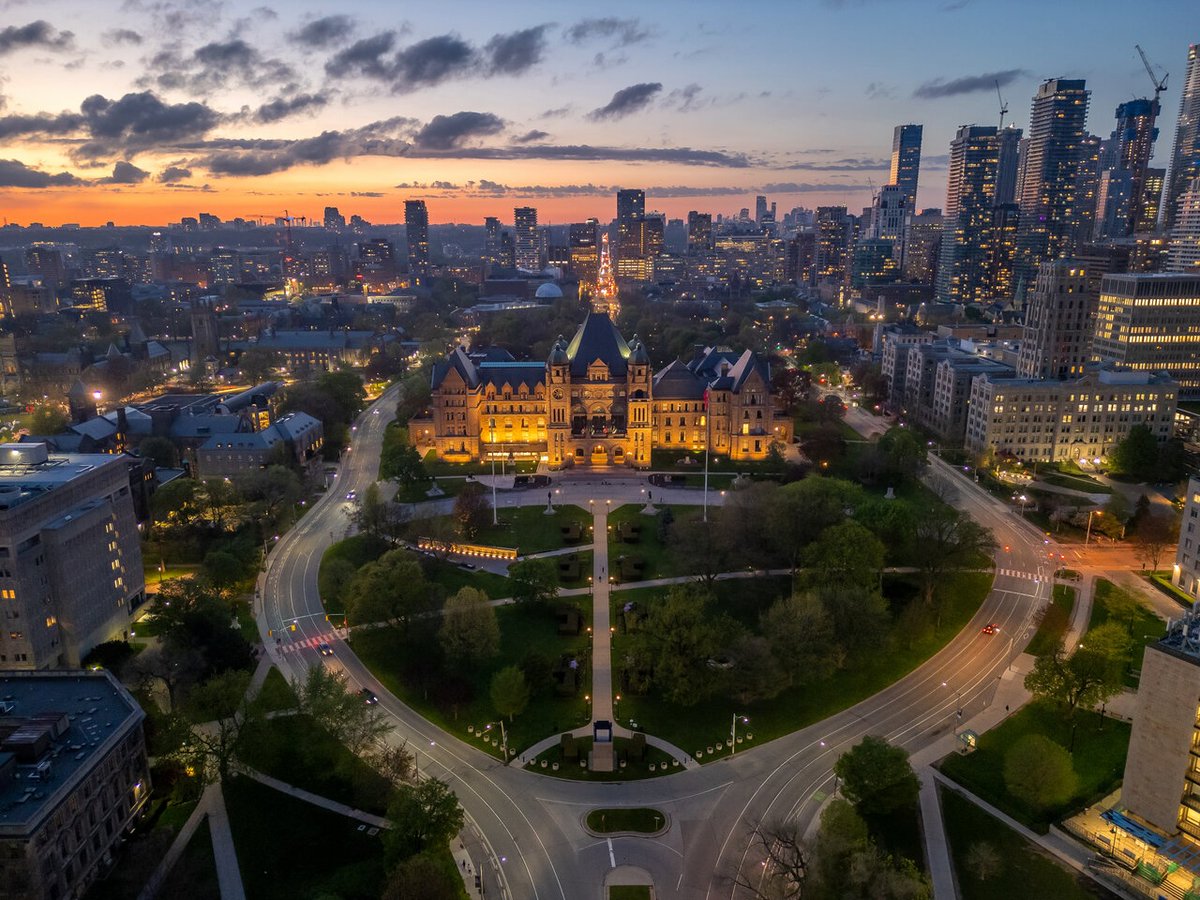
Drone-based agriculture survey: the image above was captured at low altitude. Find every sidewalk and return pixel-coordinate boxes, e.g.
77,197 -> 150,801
240,767 -> 390,828
590,508 -> 613,726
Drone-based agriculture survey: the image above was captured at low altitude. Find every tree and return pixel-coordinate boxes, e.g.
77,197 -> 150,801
202,549 -> 244,590
237,347 -> 277,383
1134,511 -> 1178,571
237,465 -> 301,521
353,482 -> 393,540
198,478 -> 239,531
29,403 -> 68,435
762,593 -> 838,686
911,505 -> 995,612
395,370 -> 433,424
439,587 -> 499,667
380,441 -> 428,489
369,741 -> 415,787
383,778 -> 464,863
381,853 -> 461,900
1107,424 -> 1160,481
183,669 -> 261,783
734,818 -> 810,900
139,435 -> 179,468
965,842 -> 1002,881
802,424 -> 846,467
876,427 -> 927,484
295,666 -> 392,755
771,477 -> 863,571
818,584 -> 890,659
805,798 -> 931,900
150,478 -> 199,528
152,579 -> 255,678
631,584 -> 723,705
726,634 -> 788,705
1023,639 -> 1124,718
490,665 -> 530,721
345,549 -> 433,630
834,735 -> 920,817
669,513 -> 735,588
318,558 -> 357,608
127,644 -> 205,712
1003,734 -> 1077,811
803,520 -> 885,590
508,558 -> 559,606
452,482 -> 491,540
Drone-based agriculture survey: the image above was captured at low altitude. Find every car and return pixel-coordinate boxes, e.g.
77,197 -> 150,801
318,642 -> 333,657
982,623 -> 1000,635
359,688 -> 379,705
346,490 -> 357,501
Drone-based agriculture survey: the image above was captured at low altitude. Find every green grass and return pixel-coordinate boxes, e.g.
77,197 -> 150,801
1037,472 -> 1112,494
650,448 -> 786,474
1148,573 -> 1195,609
941,787 -> 1117,900
609,887 -> 653,900
421,449 -> 539,476
586,808 -> 665,833
322,534 -> 392,571
1089,579 -> 1166,687
239,714 -> 394,815
224,776 -> 387,900
938,700 -> 1132,833
613,571 -> 993,758
419,505 -> 588,555
606,504 -> 704,581
256,666 -> 297,711
156,819 -> 220,900
1027,584 -> 1076,657
350,599 -> 593,756
395,475 -> 470,504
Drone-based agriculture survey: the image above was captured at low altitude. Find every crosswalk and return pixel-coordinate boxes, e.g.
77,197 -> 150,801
275,630 -> 348,654
994,568 -> 1039,580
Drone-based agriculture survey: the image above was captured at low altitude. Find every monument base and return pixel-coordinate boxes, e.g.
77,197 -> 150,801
589,741 -> 615,773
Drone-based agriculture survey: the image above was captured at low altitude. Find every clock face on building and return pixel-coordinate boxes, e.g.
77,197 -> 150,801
552,388 -> 564,400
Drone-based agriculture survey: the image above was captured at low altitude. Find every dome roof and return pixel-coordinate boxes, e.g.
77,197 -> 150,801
547,337 -> 569,366
535,282 -> 564,299
629,335 -> 650,365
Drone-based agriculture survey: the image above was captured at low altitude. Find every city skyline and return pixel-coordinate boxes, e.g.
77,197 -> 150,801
0,0 -> 1196,226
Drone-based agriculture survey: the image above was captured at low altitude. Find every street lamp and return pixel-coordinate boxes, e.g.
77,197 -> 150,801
614,693 -> 621,721
731,714 -> 749,755
484,721 -> 509,761
942,681 -> 962,734
1084,508 -> 1100,545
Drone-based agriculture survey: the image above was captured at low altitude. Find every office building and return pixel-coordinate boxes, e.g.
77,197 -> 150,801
687,212 -> 714,254
964,367 -> 1177,461
568,219 -> 600,284
1016,261 -> 1095,379
1167,177 -> 1200,272
1016,79 -> 1091,293
903,209 -> 942,284
355,238 -> 396,281
513,207 -> 540,271
937,125 -> 1000,303
889,124 -> 923,207
1164,44 -> 1200,231
0,444 -> 144,669
871,184 -> 910,260
0,670 -> 150,900
404,200 -> 430,284
415,311 -> 792,469
755,195 -> 769,224
1115,98 -> 1162,234
1093,272 -> 1200,396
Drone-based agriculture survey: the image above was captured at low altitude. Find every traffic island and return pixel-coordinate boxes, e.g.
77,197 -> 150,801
585,808 -> 669,837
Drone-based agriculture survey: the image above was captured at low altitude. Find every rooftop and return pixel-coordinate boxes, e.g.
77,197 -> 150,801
0,670 -> 144,830
0,444 -> 124,512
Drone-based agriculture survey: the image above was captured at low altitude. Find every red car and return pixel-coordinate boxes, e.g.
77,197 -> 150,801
982,623 -> 1000,635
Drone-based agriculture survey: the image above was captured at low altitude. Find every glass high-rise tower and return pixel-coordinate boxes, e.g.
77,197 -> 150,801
513,207 -> 540,271
889,124 -> 923,208
1165,44 -> 1200,232
404,200 -> 429,283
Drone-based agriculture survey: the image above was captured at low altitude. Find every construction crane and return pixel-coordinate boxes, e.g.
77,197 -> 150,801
995,80 -> 1009,129
1135,44 -> 1169,104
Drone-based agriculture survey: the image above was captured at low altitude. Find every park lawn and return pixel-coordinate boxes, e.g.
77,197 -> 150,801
155,819 -> 220,900
941,787 -> 1118,900
938,700 -> 1131,833
256,665 -> 298,711
649,448 -> 785,474
1148,572 -> 1194,609
1027,584 -> 1076,657
395,475 -> 470,504
238,713 -> 395,816
349,598 -> 593,756
224,776 -> 387,900
1089,579 -> 1166,687
606,504 -> 705,581
1037,472 -> 1112,495
422,558 -> 513,599
421,449 -> 539,477
613,572 -> 993,759
419,505 -> 589,555
609,888 -> 653,900
586,807 -> 665,833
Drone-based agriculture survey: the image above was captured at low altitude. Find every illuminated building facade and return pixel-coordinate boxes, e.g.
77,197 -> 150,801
1093,273 -> 1200,396
404,200 -> 430,284
889,124 -> 923,208
514,207 -> 540,271
815,206 -> 852,283
1017,261 -> 1096,380
568,219 -> 599,284
1167,178 -> 1200,273
417,312 -> 792,468
936,125 -> 1000,303
1164,44 -> 1200,231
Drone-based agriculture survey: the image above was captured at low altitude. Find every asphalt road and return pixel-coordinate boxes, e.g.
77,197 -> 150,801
258,399 -> 1055,900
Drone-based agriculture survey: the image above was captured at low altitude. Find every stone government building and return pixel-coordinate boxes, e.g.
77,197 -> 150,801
414,311 -> 793,468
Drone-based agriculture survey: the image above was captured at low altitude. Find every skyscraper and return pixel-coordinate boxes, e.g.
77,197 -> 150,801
1095,99 -> 1162,239
615,188 -> 647,275
483,216 -> 503,271
889,124 -> 923,207
1016,78 -> 1091,294
404,200 -> 429,283
995,126 -> 1024,206
687,211 -> 714,254
936,125 -> 1000,303
815,206 -> 852,284
871,184 -> 911,267
569,219 -> 600,284
514,207 -> 540,271
1167,177 -> 1200,272
1017,261 -> 1096,380
755,195 -> 769,224
903,209 -> 942,285
1164,44 -> 1200,231
323,206 -> 345,231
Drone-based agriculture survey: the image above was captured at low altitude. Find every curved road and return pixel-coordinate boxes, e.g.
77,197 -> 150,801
258,395 -> 1054,899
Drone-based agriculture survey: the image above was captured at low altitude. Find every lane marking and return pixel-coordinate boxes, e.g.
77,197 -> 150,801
607,838 -> 615,868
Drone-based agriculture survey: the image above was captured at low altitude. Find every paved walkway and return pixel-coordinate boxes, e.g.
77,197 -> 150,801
240,767 -> 390,828
207,782 -> 246,900
590,508 -> 614,726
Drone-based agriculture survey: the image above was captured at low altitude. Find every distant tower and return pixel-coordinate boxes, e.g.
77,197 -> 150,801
513,207 -> 540,271
190,296 -> 219,365
1165,44 -> 1200,231
404,200 -> 430,284
936,125 -> 1000,304
889,124 -> 923,208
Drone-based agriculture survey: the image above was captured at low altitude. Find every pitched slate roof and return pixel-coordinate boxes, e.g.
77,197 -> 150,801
686,346 -> 769,393
652,359 -> 706,400
565,312 -> 630,378
478,362 -> 545,392
430,346 -> 480,390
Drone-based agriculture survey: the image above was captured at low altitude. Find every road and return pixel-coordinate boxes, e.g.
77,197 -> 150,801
258,395 -> 1055,899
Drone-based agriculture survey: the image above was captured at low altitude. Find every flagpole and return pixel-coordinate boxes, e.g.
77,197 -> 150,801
703,390 -> 710,523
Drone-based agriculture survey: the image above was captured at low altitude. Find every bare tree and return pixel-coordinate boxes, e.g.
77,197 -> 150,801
1134,511 -> 1179,572
731,819 -> 808,900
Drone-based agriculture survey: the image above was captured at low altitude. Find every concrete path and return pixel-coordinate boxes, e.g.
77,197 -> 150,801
519,544 -> 595,560
918,771 -> 957,900
136,785 -> 217,900
240,767 -> 390,828
207,783 -> 246,900
590,508 -> 614,726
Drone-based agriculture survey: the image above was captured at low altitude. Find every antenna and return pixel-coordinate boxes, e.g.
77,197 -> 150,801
995,80 -> 1009,129
1135,44 -> 1169,104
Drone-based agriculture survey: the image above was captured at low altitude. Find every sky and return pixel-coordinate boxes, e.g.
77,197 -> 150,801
0,0 -> 1196,227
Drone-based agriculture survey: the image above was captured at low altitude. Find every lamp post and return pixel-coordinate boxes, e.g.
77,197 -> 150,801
489,430 -> 499,526
1085,508 -> 1100,545
942,681 -> 962,734
731,714 -> 749,755
484,721 -> 509,761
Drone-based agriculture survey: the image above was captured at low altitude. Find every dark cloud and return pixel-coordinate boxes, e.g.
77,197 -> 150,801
513,129 -> 549,144
471,180 -> 612,197
665,83 -> 705,112
150,39 -> 295,93
254,93 -> 329,124
782,157 -> 889,171
484,26 -> 547,76
158,165 -> 192,182
414,111 -> 504,150
758,181 -> 871,193
588,82 -> 662,121
914,68 -> 1026,99
104,160 -> 149,184
565,17 -> 651,47
390,34 -> 476,91
422,144 -> 750,167
395,180 -> 460,190
0,109 -> 86,140
325,31 -> 398,79
539,106 -> 572,119
350,191 -> 384,197
103,28 -> 142,46
0,21 -> 74,55
864,81 -> 895,100
292,15 -> 354,47
0,158 -> 81,187
75,92 -> 222,159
